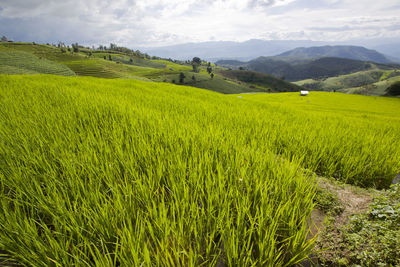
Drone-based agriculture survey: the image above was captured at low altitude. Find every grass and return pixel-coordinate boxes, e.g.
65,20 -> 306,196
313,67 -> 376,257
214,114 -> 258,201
1,75 -> 400,266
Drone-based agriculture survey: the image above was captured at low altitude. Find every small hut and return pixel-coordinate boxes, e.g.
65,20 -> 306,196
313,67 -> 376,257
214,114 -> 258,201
300,90 -> 309,96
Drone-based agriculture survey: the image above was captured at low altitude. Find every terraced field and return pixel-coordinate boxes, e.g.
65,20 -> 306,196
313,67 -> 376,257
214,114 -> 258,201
0,51 -> 75,76
0,42 -> 304,94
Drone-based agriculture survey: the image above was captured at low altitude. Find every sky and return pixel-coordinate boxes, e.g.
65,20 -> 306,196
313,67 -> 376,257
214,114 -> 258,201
0,0 -> 400,48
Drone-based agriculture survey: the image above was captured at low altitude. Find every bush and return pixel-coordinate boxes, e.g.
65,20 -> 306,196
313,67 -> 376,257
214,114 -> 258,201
386,81 -> 400,96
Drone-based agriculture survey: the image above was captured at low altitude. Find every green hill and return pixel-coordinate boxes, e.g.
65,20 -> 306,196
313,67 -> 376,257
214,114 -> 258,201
0,51 -> 75,76
219,69 -> 303,92
0,42 -> 305,94
217,56 -> 399,82
294,69 -> 400,95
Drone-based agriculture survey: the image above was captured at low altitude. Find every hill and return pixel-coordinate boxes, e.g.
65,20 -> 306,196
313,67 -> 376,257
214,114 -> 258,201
219,70 -> 303,92
0,42 -> 304,94
277,45 -> 394,64
217,56 -> 399,82
294,69 -> 400,95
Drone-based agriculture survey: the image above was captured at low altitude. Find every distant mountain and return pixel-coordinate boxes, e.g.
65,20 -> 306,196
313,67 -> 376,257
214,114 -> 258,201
277,45 -> 393,64
217,56 -> 399,81
139,39 -> 328,62
139,39 -> 400,63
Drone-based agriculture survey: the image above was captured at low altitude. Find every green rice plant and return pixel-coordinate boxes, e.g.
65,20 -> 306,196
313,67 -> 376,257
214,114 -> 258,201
0,75 -> 399,266
0,75 -> 317,266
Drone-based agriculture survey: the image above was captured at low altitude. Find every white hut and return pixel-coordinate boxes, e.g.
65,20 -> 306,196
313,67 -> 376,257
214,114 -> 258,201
300,90 -> 309,96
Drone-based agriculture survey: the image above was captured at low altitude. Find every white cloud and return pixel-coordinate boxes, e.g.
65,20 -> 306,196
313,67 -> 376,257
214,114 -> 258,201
0,0 -> 399,47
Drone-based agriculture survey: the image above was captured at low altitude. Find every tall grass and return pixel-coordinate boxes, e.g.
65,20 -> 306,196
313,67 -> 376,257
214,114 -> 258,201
0,75 -> 399,266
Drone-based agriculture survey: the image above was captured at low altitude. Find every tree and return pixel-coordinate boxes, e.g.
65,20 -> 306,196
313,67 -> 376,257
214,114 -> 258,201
1,36 -> 7,42
192,75 -> 196,81
179,72 -> 186,83
192,57 -> 201,65
207,66 -> 212,74
72,43 -> 79,53
109,55 -> 112,61
192,64 -> 198,73
386,81 -> 400,96
192,57 -> 201,73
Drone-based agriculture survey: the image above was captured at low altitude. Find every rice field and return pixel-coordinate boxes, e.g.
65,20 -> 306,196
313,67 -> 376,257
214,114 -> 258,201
0,51 -> 76,76
1,75 -> 400,266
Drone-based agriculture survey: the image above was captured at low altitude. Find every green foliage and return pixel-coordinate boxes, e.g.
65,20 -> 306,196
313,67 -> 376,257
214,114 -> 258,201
179,72 -> 185,83
324,184 -> 400,266
386,81 -> 400,96
220,70 -> 303,92
192,57 -> 201,64
314,188 -> 343,216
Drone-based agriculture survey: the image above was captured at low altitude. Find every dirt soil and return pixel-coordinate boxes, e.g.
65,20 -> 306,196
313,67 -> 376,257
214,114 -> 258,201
310,178 -> 374,265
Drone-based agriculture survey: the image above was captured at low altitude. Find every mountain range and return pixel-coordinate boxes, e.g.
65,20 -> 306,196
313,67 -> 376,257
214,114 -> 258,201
139,39 -> 400,63
216,46 -> 400,81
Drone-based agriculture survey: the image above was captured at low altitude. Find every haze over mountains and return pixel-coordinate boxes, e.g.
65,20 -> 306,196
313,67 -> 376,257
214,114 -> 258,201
216,46 -> 400,82
140,39 -> 400,63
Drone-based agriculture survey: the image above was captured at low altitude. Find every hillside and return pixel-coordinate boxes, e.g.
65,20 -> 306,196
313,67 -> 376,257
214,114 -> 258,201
217,56 -> 399,82
294,69 -> 400,95
0,42 -> 303,94
1,74 -> 400,266
277,45 -> 393,63
219,70 -> 303,92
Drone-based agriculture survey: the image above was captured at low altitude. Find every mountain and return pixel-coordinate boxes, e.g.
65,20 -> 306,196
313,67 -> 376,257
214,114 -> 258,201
139,39 -> 328,62
277,45 -> 393,64
217,56 -> 399,81
139,39 -> 400,63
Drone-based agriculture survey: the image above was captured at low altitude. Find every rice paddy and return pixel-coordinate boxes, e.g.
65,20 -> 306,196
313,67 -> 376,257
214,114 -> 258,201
1,74 -> 399,266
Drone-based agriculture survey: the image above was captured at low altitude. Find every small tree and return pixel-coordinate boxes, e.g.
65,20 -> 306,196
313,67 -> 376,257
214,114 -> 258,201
192,57 -> 201,73
72,43 -> 79,53
192,75 -> 196,82
1,36 -> 7,42
192,64 -> 198,73
192,57 -> 201,65
179,72 -> 186,83
207,66 -> 212,74
108,55 -> 112,61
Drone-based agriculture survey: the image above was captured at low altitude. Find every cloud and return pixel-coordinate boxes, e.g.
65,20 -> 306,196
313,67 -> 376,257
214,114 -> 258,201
0,0 -> 400,47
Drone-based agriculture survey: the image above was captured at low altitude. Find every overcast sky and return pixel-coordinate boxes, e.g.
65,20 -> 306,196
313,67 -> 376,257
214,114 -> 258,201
1,0 -> 400,47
